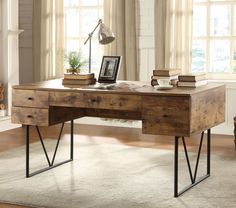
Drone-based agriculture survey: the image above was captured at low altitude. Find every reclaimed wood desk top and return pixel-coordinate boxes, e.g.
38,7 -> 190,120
12,79 -> 225,137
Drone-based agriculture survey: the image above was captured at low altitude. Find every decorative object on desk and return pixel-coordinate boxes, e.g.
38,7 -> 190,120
98,56 -> 122,83
154,85 -> 173,90
177,73 -> 207,88
84,19 -> 115,74
63,51 -> 95,85
151,68 -> 181,86
65,51 -> 87,74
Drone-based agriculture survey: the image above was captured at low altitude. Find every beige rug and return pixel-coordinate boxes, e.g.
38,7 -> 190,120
0,139 -> 235,208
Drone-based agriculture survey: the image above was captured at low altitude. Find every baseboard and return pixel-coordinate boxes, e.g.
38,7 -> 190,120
0,117 -> 21,132
211,123 -> 234,135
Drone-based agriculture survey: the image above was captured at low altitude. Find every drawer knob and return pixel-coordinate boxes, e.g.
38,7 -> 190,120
27,115 -> 33,118
28,97 -> 34,100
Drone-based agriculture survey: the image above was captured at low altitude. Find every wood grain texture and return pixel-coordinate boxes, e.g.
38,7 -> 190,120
190,86 -> 225,134
49,106 -> 85,125
11,107 -> 49,126
85,109 -> 141,120
142,96 -> 190,136
12,89 -> 49,108
11,80 -> 225,137
49,91 -> 141,111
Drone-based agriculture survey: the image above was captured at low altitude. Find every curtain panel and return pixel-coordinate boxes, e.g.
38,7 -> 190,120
154,0 -> 193,74
33,0 -> 64,82
104,0 -> 139,81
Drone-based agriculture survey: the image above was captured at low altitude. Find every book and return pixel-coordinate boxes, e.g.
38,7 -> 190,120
177,80 -> 207,87
62,78 -> 96,85
151,75 -> 179,80
63,73 -> 95,80
153,68 -> 181,76
178,73 -> 206,82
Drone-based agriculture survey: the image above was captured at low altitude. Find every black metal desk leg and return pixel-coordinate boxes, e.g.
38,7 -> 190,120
174,130 -> 211,197
71,120 -> 74,160
207,129 -> 211,175
174,136 -> 179,197
26,125 -> 30,178
234,124 -> 236,149
26,121 -> 74,178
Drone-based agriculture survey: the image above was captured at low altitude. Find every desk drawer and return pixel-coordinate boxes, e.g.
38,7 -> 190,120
12,107 -> 49,126
12,89 -> 49,108
49,92 -> 141,111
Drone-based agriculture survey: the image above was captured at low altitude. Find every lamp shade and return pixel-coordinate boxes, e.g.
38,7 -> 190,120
98,23 -> 115,45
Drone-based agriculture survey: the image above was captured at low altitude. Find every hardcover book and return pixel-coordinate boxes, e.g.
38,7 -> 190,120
177,80 -> 207,87
62,78 -> 96,85
178,73 -> 206,82
64,73 -> 95,80
151,75 -> 179,80
153,68 -> 181,76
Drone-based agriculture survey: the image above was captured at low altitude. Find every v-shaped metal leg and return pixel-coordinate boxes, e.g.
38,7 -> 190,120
26,120 -> 74,178
174,129 -> 211,197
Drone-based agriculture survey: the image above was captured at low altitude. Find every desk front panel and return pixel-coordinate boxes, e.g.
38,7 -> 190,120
49,91 -> 141,111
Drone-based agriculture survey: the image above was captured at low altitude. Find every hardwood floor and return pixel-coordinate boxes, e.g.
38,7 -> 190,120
0,123 -> 235,208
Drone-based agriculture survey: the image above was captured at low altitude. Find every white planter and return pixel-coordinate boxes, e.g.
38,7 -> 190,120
0,110 -> 7,117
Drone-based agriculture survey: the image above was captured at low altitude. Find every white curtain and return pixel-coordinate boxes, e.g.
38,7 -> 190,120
155,0 -> 193,74
104,0 -> 138,80
33,0 -> 64,82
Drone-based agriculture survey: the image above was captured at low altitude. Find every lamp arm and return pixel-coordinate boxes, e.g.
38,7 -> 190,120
84,19 -> 102,45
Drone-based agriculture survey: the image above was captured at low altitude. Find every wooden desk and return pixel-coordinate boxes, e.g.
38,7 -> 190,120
11,80 -> 225,197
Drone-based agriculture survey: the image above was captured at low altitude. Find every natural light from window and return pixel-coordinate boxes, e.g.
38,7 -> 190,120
64,0 -> 104,75
192,0 -> 236,79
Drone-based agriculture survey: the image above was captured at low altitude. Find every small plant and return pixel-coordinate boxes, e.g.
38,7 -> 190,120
65,51 -> 86,74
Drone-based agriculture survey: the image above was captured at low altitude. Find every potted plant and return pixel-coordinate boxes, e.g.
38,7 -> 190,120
65,51 -> 86,74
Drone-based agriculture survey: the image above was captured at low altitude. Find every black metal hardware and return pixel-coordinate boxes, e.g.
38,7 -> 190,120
174,129 -> 211,197
26,120 -> 74,178
234,121 -> 236,149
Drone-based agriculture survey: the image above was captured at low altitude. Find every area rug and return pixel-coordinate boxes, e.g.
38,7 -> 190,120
0,139 -> 235,208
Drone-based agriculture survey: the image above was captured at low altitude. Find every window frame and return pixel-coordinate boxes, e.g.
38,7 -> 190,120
192,0 -> 236,80
64,0 -> 104,75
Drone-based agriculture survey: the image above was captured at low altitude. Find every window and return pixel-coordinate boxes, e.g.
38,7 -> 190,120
192,0 -> 236,79
64,0 -> 104,75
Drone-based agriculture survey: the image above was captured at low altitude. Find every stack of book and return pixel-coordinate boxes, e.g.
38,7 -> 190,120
0,82 -> 3,101
151,68 -> 181,86
62,73 -> 96,85
177,73 -> 207,87
0,82 -> 6,117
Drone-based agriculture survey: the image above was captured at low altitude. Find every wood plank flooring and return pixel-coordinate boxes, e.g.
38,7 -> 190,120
0,124 -> 235,208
